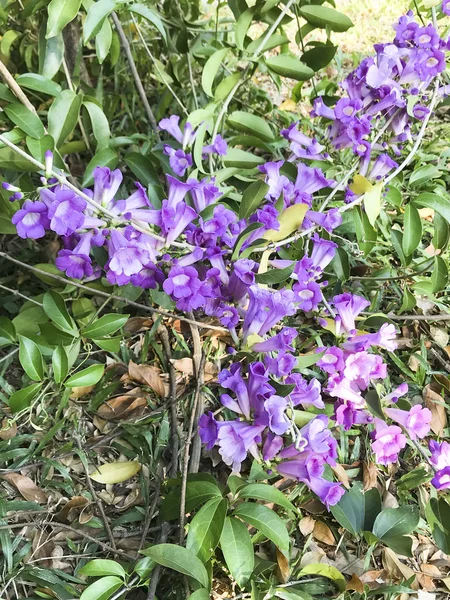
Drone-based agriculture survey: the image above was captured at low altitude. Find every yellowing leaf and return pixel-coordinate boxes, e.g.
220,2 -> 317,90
349,174 -> 372,195
89,461 -> 141,484
363,181 -> 384,227
278,99 -> 297,112
263,203 -> 308,243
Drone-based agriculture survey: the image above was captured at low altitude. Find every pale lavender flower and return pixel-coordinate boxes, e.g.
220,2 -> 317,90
372,421 -> 406,465
12,200 -> 49,239
385,404 -> 431,440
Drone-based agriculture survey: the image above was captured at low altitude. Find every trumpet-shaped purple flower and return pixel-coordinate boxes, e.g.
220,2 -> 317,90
431,467 -> 450,491
332,293 -> 370,334
93,167 -> 122,206
55,231 -> 95,279
252,327 -> 298,353
199,412 -> 219,449
164,146 -> 193,177
163,265 -> 200,299
265,351 -> 297,377
12,200 -> 49,239
294,280 -> 322,312
371,421 -> 406,465
203,134 -> 228,156
189,178 -> 221,213
161,200 -> 197,245
308,477 -> 345,509
310,233 -> 337,272
343,351 -> 386,389
317,347 -> 345,374
385,404 -> 431,440
106,229 -> 150,285
444,0 -> 450,16
41,187 -> 86,236
299,415 -> 338,464
264,395 -> 290,435
286,374 -> 324,408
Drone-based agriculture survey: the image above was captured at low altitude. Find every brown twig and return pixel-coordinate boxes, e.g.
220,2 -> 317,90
75,436 -> 117,551
158,325 -> 179,479
111,12 -> 160,140
0,252 -> 227,332
0,59 -> 37,113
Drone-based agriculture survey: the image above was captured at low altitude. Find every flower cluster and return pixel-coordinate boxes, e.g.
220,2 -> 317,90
4,11 -> 447,509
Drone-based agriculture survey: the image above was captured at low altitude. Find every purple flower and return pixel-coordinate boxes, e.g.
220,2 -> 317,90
199,412 -> 219,449
300,415 -> 337,464
293,280 -> 322,312
265,351 -> 297,377
130,262 -> 163,289
163,265 -> 199,299
431,467 -> 450,491
317,347 -> 345,374
200,204 -> 236,238
308,477 -> 345,509
444,0 -> 450,16
385,404 -> 431,440
258,161 -> 290,200
12,200 -> 49,239
326,374 -> 365,408
252,327 -> 297,353
189,178 -> 221,213
304,208 -> 342,233
93,167 -> 122,206
217,304 -> 239,328
228,259 -> 256,302
55,231 -> 95,279
332,293 -> 370,334
161,200 -> 197,245
286,374 -> 324,409
343,351 -> 386,389
106,229 -> 150,285
372,422 -> 407,465
159,115 -> 184,144
217,421 -> 263,471
263,432 -> 284,461
264,395 -> 290,435
203,134 -> 228,156
41,187 -> 86,236
430,440 -> 450,471
164,146 -> 193,177
295,164 -> 335,195
310,233 -> 337,272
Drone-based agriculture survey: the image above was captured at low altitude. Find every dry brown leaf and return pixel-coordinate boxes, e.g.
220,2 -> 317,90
124,317 -> 153,334
424,385 -> 447,436
0,418 -> 17,440
346,573 -> 364,593
382,490 -> 399,509
363,461 -> 379,490
127,360 -> 165,397
382,548 -> 418,589
313,521 -> 335,546
331,464 -> 350,488
70,385 -> 96,399
359,569 -> 384,584
420,564 -> 442,578
55,496 -> 90,522
442,577 -> 450,590
97,394 -> 147,420
276,547 -> 290,583
299,515 -> 315,536
416,574 -> 436,591
2,473 -> 48,503
171,357 -> 218,382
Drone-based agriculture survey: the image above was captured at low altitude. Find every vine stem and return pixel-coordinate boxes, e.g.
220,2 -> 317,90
110,12 -> 160,139
0,59 -> 37,113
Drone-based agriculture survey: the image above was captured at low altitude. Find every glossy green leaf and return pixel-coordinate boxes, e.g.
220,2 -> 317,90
92,337 -> 121,352
299,5 -> 353,32
0,30 -> 20,58
95,19 -> 113,64
228,111 -> 274,142
238,483 -> 295,512
26,134 -> 55,164
128,4 -> 167,43
430,497 -> 450,553
52,345 -> 68,384
143,544 -> 209,588
82,148 -> 118,187
64,364 -> 104,387
8,382 -> 42,413
79,559 -> 126,579
231,222 -> 263,261
83,0 -> 117,42
255,264 -> 295,285
186,497 -> 227,562
235,7 -> 254,50
43,291 -> 78,334
0,317 -> 16,346
220,517 -> 254,588
19,336 -> 45,381
363,181 -> 383,228
409,164 -> 442,187
124,152 -> 160,187
80,576 -> 122,600
433,211 -> 450,250
298,563 -> 346,592
162,479 -> 222,521
301,44 -> 337,71
354,205 -> 376,256
266,55 -> 314,81
239,180 -> 270,220
234,502 -> 289,552
431,255 -> 448,293
246,33 -> 289,55
330,483 -> 365,536
399,288 -> 416,314
373,506 -> 419,556
202,48 -> 228,97
188,591 -> 210,600
214,72 -> 241,101
46,0 -> 81,38
223,148 -> 265,169
414,192 -> 450,225
83,101 -> 111,150
82,314 -> 129,338
402,204 -> 422,256
4,104 -> 45,139
40,33 -> 64,79
48,90 -> 81,147
17,73 -> 62,96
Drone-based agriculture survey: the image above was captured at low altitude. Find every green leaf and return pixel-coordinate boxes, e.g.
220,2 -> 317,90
228,111 -> 274,142
142,544 -> 209,588
19,336 -> 45,381
432,211 -> 450,250
0,147 -> 37,171
331,247 -> 350,281
79,559 -> 126,579
354,205 -> 376,256
301,44 -> 337,71
65,364 -> 104,387
409,164 -> 442,187
231,222 -> 264,261
237,483 -> 295,512
95,19 -> 112,64
83,0 -> 117,42
82,148 -> 118,186
220,517 -> 254,588
430,497 -> 450,553
223,148 -> 265,169
16,73 -> 62,97
399,288 -> 416,314
0,317 -> 16,346
246,33 -> 289,55
188,591 -> 210,600
365,389 -> 385,420
128,4 -> 167,43
40,33 -> 64,79
0,30 -> 20,58
266,55 -> 314,81
297,563 -> 346,592
92,336 -> 121,352
124,152 -> 160,187
43,291 -> 78,334
52,345 -> 68,384
162,480 -> 222,521
215,72 -> 241,101
79,576 -> 122,600
83,101 -> 111,150
82,314 -> 129,338
8,382 -> 42,413
233,503 -> 289,552
255,264 -> 295,285
202,48 -> 229,97
330,483 -> 365,536
431,255 -> 448,293
414,192 -> 450,224
4,104 -> 45,139
363,181 -> 383,228
26,134 -> 55,164
402,204 -> 422,256
48,90 -> 81,147
186,497 -> 227,563
46,0 -> 81,38
239,180 -> 270,220
235,7 -> 254,50
299,5 -> 354,32
373,506 -> 419,556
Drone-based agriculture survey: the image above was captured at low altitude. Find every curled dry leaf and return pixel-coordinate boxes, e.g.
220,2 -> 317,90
346,573 -> 364,593
416,574 -> 436,592
2,473 -> 48,503
171,357 -> 218,382
382,548 -> 418,589
97,394 -> 147,420
313,521 -> 336,546
420,564 -> 442,578
55,496 -> 90,522
276,547 -> 290,583
363,461 -> 379,490
70,385 -> 96,399
89,461 -> 141,484
124,316 -> 153,334
0,418 -> 17,440
126,360 -> 165,397
331,463 -> 350,489
423,385 -> 447,436
299,515 -> 315,536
